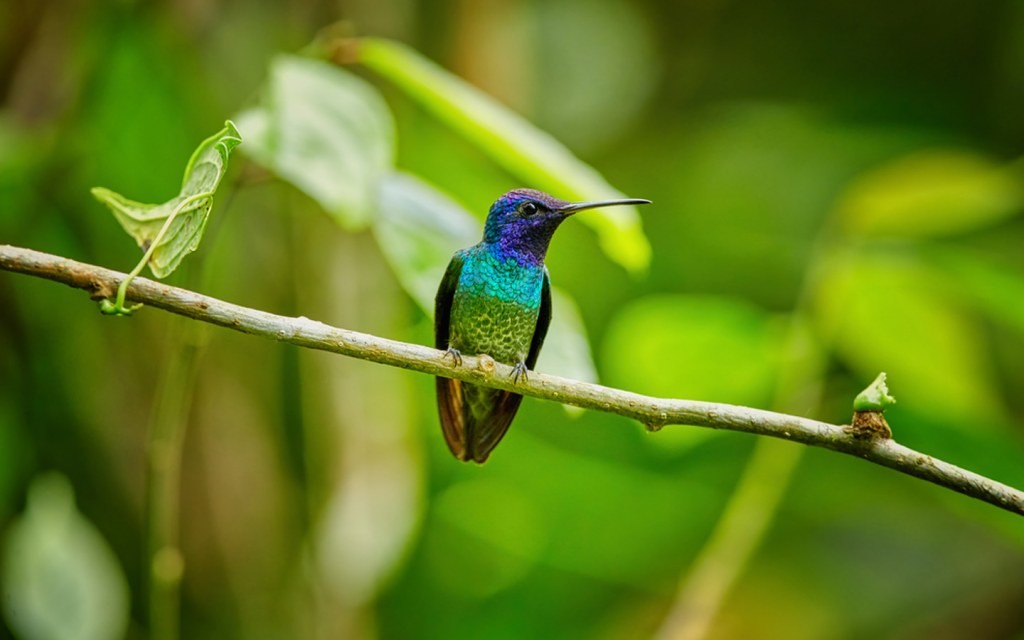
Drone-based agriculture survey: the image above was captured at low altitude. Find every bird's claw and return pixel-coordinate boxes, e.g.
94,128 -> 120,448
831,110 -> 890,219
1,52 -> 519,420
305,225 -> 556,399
511,361 -> 529,383
444,347 -> 463,366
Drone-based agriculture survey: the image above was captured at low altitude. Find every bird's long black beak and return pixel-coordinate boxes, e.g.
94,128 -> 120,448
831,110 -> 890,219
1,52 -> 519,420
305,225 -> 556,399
557,197 -> 652,215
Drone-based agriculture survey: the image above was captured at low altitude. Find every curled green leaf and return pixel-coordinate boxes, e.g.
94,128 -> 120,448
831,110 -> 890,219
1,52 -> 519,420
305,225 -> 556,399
93,121 -> 241,279
92,121 -> 241,314
853,372 -> 897,412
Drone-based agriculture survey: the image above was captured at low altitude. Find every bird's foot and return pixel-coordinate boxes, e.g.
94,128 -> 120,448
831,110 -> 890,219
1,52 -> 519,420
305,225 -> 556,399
511,361 -> 529,383
443,347 -> 463,366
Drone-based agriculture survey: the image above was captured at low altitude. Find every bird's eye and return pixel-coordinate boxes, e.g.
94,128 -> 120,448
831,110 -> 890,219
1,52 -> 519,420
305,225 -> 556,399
520,202 -> 538,216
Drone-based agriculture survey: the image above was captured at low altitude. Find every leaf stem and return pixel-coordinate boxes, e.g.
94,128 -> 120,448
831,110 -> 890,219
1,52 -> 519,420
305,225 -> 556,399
102,192 -> 212,316
143,175 -> 242,640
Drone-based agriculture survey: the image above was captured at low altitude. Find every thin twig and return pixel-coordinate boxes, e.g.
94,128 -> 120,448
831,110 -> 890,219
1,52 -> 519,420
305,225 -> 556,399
655,440 -> 804,640
146,328 -> 200,640
2,243 -> 1022,517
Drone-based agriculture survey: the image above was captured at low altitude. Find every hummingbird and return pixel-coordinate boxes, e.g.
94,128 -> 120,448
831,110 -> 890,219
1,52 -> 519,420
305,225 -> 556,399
435,189 -> 651,463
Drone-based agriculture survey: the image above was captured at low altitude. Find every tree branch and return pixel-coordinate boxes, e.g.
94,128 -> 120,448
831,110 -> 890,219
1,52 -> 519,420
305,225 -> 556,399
2,243 -> 1022,516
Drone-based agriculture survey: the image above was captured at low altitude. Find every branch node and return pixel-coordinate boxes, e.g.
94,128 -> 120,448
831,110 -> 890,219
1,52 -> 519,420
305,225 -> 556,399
477,354 -> 496,375
846,411 -> 893,440
644,421 -> 665,433
99,297 -> 142,316
89,278 -> 116,300
848,373 -> 895,439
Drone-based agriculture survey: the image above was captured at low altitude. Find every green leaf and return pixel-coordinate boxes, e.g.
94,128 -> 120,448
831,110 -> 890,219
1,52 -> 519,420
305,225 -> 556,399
838,150 -> 1023,237
91,120 -> 241,279
374,172 -> 597,385
236,54 -> 395,229
357,37 -> 651,274
2,474 -> 130,640
374,172 -> 479,311
814,253 -> 1004,423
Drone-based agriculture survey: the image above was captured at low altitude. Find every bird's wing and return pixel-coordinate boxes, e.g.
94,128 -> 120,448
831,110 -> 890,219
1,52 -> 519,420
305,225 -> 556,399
434,252 -> 463,351
435,253 -> 471,460
526,269 -> 552,369
467,390 -> 524,463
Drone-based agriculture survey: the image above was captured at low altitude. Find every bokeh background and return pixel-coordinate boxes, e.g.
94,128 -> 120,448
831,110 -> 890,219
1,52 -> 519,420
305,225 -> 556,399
3,1 -> 1024,639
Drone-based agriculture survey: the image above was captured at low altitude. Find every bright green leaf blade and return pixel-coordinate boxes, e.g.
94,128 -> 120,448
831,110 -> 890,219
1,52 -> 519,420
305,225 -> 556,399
91,120 -> 241,278
601,295 -> 783,450
181,122 -> 242,194
357,37 -> 651,274
236,55 -> 395,229
2,474 -> 130,640
838,150 -> 1023,237
814,252 -> 1004,423
374,172 -> 598,385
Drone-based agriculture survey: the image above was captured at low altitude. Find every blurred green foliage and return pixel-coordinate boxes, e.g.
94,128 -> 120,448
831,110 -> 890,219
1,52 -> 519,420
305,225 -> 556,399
2,1 -> 1024,639
3,475 -> 130,640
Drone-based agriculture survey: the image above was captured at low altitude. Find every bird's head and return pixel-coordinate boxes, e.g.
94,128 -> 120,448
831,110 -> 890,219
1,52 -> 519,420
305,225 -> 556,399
482,188 -> 649,262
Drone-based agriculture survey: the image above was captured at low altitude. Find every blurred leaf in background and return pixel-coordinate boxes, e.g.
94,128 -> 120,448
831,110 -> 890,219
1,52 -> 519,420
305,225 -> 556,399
374,171 -> 480,311
838,150 -> 1024,238
815,253 -> 1005,424
236,55 -> 395,230
603,295 -> 783,451
2,474 -> 129,640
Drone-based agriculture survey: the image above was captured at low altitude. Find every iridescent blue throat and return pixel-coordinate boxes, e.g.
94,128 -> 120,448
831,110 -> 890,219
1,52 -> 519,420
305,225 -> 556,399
456,244 -> 546,309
